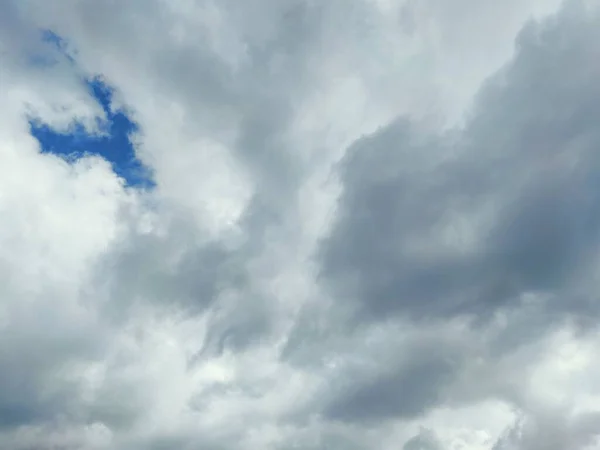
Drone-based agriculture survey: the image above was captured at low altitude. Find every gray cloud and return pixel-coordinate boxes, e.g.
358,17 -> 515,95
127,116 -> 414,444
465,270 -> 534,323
0,287 -> 109,431
493,409 -> 600,450
320,2 -> 600,325
323,345 -> 459,423
403,428 -> 444,450
311,1 -> 600,432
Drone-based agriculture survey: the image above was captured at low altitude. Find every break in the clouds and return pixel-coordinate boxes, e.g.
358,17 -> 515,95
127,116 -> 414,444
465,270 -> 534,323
2,0 -> 600,449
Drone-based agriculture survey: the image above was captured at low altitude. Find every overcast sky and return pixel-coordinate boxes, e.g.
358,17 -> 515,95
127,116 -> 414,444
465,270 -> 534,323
2,0 -> 600,449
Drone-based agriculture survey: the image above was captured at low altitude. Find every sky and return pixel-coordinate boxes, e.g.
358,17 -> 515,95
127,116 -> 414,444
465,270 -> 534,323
29,77 -> 154,189
1,0 -> 600,449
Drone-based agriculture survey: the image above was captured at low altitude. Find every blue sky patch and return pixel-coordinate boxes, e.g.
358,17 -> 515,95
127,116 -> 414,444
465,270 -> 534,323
29,78 -> 155,188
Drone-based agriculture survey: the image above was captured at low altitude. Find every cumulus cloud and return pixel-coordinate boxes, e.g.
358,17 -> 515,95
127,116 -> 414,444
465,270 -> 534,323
2,0 -> 600,449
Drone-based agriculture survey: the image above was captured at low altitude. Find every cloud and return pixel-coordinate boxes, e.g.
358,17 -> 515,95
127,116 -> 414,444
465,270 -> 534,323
322,338 -> 460,423
403,428 -> 444,450
320,0 -> 600,324
2,0 -> 600,449
492,409 -> 600,450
